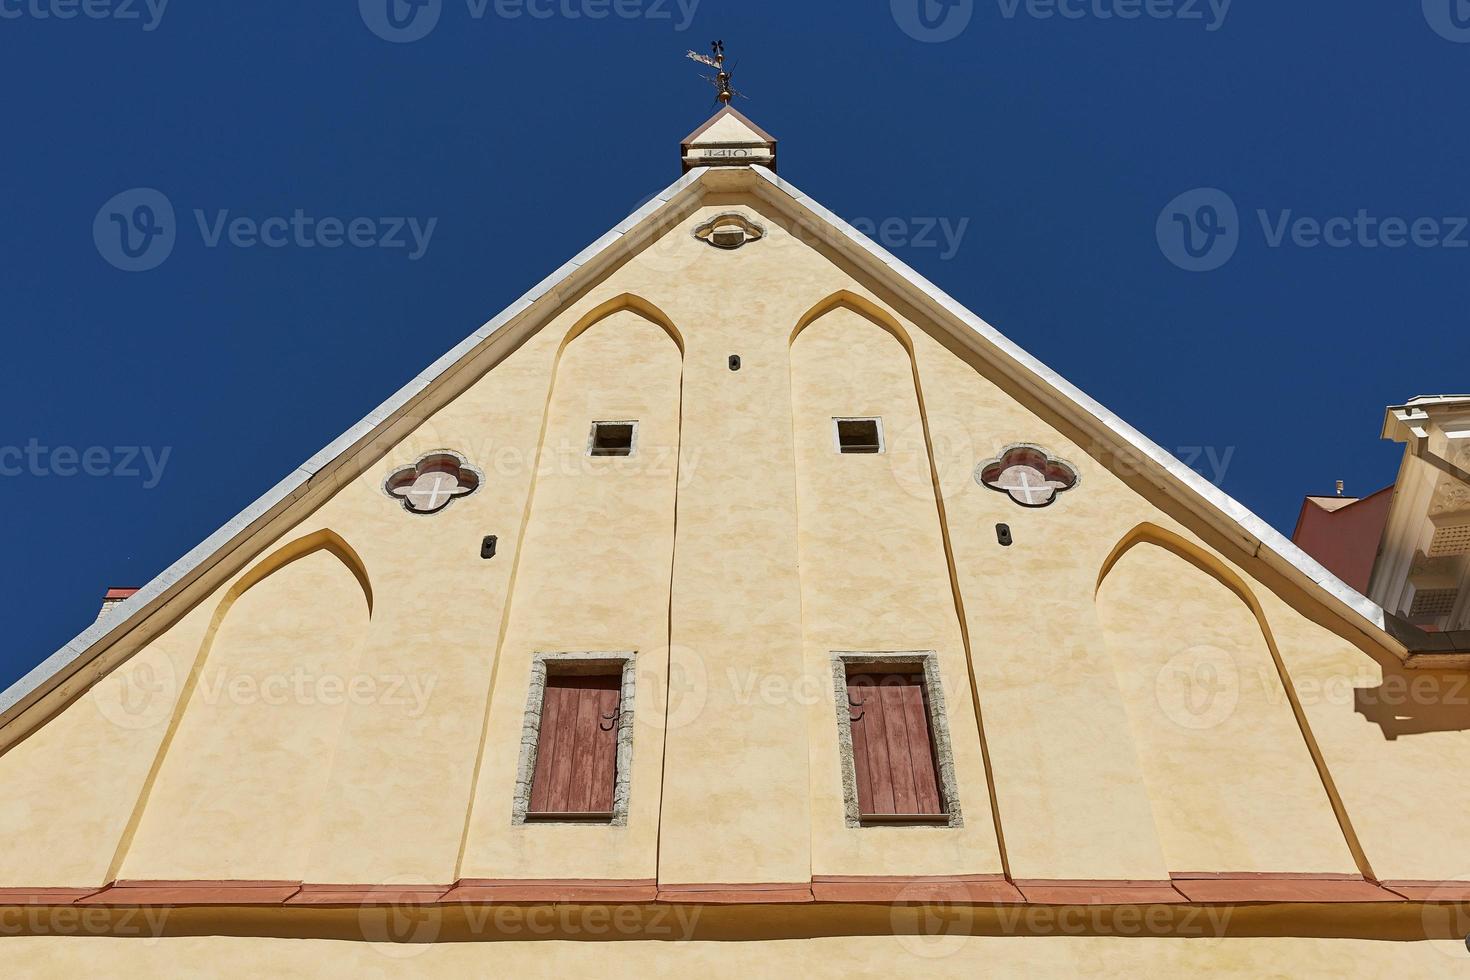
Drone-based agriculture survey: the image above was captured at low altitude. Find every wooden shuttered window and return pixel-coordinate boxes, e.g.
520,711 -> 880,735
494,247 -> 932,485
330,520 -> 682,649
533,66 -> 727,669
846,671 -> 947,823
528,674 -> 622,820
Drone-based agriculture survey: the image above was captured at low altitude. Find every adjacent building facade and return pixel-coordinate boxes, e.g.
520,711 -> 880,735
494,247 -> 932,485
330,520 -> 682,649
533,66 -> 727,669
3,111 -> 1469,974
1294,395 -> 1470,653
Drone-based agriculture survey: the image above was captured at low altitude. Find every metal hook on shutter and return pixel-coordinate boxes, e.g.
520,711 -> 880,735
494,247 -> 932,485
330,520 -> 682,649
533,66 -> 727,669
599,709 -> 620,732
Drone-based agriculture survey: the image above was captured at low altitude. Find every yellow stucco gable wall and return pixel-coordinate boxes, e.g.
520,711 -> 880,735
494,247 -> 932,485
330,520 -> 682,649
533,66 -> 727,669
0,175 -> 1467,946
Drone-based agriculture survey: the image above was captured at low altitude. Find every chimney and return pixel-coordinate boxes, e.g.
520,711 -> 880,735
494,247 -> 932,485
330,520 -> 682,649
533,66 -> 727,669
95,587 -> 140,623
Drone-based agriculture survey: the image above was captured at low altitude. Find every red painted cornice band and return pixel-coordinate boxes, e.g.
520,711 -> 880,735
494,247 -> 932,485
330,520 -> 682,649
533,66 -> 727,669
0,873 -> 1459,908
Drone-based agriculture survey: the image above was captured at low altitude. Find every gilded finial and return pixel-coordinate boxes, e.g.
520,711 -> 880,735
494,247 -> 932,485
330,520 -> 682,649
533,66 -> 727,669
686,40 -> 742,106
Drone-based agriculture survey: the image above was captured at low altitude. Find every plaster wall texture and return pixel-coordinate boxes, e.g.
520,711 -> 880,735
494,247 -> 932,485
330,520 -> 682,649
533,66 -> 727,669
1096,542 -> 1356,874
1,190 -> 1468,909
6,932 -> 1466,978
122,546 -> 371,880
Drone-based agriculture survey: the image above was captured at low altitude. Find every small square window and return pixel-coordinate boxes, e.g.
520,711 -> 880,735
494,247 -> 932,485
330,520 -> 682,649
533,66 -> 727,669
588,421 -> 637,457
834,417 -> 884,454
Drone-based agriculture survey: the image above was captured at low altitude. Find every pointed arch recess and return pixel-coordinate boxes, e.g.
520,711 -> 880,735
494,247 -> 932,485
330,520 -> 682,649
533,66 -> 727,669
452,293 -> 686,878
1096,522 -> 1373,878
106,529 -> 372,880
788,289 -> 1012,876
790,289 -> 913,352
560,293 -> 685,356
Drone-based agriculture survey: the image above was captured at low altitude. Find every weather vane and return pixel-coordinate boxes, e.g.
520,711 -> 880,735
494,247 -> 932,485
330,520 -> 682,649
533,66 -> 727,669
686,40 -> 745,106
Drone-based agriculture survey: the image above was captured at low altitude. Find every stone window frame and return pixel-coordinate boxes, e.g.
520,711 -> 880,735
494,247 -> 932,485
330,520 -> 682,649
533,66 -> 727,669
830,651 -> 963,830
832,416 -> 886,455
586,420 -> 639,458
512,651 -> 637,827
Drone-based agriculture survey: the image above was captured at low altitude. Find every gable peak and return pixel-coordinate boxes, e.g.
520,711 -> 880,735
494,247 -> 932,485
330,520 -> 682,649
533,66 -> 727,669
680,107 -> 777,173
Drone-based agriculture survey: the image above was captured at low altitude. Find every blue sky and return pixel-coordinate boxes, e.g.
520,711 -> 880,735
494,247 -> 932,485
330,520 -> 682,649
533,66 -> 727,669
2,1 -> 1467,687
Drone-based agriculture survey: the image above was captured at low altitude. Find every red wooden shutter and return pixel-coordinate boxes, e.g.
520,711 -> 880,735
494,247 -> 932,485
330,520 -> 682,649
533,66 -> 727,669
529,674 -> 621,817
847,672 -> 945,819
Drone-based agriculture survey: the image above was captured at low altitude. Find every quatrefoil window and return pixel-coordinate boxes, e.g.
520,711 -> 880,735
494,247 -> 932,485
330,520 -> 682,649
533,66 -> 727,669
693,212 -> 765,250
384,452 -> 482,515
977,445 -> 1079,508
